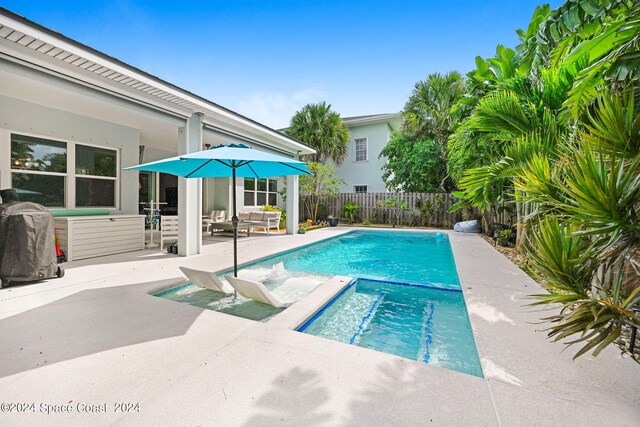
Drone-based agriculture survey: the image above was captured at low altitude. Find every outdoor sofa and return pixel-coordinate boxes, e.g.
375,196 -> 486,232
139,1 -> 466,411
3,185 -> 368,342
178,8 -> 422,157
238,211 -> 282,234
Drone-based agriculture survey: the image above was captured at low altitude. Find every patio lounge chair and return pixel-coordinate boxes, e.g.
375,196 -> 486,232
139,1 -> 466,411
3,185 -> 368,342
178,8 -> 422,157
203,210 -> 226,233
180,266 -> 233,293
225,275 -> 286,308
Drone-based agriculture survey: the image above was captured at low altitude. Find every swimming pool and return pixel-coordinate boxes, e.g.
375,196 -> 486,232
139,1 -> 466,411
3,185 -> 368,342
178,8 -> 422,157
256,229 -> 461,289
155,230 -> 481,376
155,264 -> 330,322
298,278 -> 482,377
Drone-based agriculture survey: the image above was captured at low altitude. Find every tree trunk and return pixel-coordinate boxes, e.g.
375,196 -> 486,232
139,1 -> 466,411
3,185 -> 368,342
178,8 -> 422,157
515,190 -> 527,249
482,207 -> 495,237
304,196 -> 315,222
516,222 -> 528,249
312,195 -> 319,222
439,172 -> 450,193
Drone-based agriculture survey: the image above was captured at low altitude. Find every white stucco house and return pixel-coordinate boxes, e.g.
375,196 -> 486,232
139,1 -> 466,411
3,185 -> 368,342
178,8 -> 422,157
334,113 -> 402,193
0,8 -> 314,259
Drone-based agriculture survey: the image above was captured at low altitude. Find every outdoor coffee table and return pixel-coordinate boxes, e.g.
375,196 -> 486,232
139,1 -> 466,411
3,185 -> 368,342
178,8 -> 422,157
210,221 -> 251,236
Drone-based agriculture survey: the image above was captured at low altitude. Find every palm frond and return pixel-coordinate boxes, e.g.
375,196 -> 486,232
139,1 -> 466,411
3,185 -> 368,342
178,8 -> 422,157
525,216 -> 595,293
582,89 -> 640,160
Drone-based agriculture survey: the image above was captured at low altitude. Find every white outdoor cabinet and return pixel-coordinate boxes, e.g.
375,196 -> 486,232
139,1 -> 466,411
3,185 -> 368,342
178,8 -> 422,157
53,215 -> 145,261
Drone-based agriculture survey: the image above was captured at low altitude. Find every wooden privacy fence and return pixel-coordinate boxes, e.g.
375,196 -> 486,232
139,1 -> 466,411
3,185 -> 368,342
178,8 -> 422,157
299,192 -> 515,227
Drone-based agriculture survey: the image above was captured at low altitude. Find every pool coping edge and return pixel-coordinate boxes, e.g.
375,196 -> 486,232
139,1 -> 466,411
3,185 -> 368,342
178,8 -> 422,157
267,275 -> 354,330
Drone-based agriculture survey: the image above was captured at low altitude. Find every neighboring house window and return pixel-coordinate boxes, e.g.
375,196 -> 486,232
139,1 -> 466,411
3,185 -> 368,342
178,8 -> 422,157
10,133 -> 119,208
354,138 -> 368,161
244,178 -> 278,206
354,185 -> 368,194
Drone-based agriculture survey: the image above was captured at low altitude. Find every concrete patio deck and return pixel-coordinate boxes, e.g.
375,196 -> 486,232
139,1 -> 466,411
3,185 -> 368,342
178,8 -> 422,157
0,228 -> 638,426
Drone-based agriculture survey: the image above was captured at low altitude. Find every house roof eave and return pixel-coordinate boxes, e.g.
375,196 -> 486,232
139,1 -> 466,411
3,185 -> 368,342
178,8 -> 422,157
0,7 -> 315,157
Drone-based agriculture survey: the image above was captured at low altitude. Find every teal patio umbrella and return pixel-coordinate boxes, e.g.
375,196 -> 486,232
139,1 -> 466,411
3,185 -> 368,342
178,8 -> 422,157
125,144 -> 311,277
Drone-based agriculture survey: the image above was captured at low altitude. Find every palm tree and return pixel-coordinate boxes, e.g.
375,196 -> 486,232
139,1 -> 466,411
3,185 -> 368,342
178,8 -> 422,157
450,68 -> 573,239
285,102 -> 350,165
403,71 -> 466,191
403,71 -> 466,146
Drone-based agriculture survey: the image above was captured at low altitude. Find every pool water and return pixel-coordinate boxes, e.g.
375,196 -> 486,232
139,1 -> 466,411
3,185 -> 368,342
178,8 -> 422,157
155,264 -> 331,322
155,230 -> 481,376
298,278 -> 482,377
155,282 -> 286,321
255,230 -> 461,289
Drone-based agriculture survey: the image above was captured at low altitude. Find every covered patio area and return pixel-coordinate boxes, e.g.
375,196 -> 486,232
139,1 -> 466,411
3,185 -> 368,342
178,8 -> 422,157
0,8 -> 313,263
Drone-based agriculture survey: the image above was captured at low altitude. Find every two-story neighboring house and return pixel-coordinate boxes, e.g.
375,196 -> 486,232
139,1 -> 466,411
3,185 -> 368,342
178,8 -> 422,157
335,113 -> 402,193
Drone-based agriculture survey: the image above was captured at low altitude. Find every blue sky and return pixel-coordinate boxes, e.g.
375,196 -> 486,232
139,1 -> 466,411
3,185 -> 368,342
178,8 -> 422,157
3,0 -> 562,128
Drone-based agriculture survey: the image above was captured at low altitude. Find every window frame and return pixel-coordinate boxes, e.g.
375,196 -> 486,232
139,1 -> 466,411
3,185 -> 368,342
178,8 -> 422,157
8,131 -> 120,210
354,185 -> 368,194
9,133 -> 68,208
243,177 -> 279,207
354,137 -> 368,162
74,142 -> 119,208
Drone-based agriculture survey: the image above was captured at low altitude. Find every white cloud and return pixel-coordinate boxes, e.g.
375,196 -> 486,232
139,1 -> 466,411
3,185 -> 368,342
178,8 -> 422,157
230,88 -> 328,129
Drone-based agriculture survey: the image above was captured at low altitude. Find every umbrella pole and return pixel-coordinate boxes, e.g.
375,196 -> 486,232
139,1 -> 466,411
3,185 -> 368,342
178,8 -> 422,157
232,167 -> 239,288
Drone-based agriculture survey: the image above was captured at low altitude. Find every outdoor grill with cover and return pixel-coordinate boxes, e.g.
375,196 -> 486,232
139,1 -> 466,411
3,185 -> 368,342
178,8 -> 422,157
0,190 -> 64,287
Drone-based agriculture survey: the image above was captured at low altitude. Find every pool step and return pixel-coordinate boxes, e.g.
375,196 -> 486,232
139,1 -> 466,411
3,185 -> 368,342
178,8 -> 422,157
299,288 -> 379,343
349,292 -> 386,345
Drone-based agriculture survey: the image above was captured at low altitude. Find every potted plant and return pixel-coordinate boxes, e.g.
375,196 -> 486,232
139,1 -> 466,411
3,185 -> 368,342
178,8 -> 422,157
328,215 -> 339,227
298,219 -> 312,234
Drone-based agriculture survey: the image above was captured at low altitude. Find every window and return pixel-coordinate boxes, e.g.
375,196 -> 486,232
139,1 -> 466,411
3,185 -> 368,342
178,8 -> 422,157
76,177 -> 115,207
243,178 -> 255,205
12,173 -> 65,207
10,134 -> 67,207
75,145 -> 117,207
10,133 -> 119,209
354,138 -> 368,161
354,185 -> 368,194
244,178 -> 278,207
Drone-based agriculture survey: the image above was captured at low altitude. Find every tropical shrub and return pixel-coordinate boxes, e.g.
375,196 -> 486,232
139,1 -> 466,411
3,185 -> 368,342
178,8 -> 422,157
447,0 -> 640,358
380,133 -> 445,192
342,203 -> 359,224
496,229 -> 514,247
262,205 -> 286,229
520,91 -> 640,358
384,197 -> 407,227
299,162 -> 344,222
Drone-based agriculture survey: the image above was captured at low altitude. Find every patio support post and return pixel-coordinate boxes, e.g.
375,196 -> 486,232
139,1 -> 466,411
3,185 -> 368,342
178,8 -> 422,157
286,175 -> 299,234
0,134 -> 10,189
177,113 -> 203,256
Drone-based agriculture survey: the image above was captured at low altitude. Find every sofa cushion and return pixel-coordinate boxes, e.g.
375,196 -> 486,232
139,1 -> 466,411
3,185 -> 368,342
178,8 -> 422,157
263,212 -> 280,220
250,212 -> 265,221
238,212 -> 251,221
